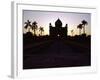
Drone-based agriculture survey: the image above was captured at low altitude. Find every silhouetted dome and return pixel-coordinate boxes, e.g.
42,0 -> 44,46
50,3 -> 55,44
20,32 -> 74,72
55,18 -> 62,27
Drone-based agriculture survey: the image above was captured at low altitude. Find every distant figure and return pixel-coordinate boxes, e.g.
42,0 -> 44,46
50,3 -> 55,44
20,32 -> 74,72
49,18 -> 68,38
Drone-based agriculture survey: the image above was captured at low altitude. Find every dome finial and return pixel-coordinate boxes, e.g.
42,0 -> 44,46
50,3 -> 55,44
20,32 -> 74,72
55,18 -> 62,27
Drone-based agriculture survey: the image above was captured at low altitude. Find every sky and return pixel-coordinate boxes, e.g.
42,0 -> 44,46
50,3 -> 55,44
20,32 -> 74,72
23,10 -> 91,36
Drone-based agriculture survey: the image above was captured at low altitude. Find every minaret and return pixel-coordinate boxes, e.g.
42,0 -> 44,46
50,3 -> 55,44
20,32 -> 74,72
65,24 -> 68,36
49,23 -> 52,36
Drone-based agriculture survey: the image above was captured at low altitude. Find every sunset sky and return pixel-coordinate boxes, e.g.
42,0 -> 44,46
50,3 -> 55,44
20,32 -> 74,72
23,10 -> 91,36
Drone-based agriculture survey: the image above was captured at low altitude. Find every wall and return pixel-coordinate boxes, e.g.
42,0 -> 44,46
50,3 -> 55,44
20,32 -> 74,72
0,0 -> 99,80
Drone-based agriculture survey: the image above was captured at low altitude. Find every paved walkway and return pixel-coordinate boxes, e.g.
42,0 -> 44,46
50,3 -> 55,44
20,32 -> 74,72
23,40 -> 90,69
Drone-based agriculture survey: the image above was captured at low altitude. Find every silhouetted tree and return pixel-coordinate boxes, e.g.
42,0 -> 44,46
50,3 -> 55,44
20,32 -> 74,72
31,21 -> 38,36
71,30 -> 74,36
77,24 -> 83,35
81,20 -> 88,34
39,26 -> 44,36
24,20 -> 31,32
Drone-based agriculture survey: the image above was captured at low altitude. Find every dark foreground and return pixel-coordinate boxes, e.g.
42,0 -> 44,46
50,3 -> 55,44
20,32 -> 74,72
23,35 -> 91,69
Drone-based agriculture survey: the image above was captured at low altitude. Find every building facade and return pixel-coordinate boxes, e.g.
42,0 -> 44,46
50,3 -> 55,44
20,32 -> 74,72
49,19 -> 68,38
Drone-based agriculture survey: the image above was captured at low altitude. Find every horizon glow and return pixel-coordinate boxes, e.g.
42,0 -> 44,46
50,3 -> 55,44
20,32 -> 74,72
23,10 -> 91,36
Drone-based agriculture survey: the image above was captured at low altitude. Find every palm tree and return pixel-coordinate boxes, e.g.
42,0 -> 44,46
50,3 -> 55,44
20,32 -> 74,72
24,20 -> 31,32
39,26 -> 44,36
81,20 -> 88,34
77,24 -> 83,35
31,21 -> 38,36
71,30 -> 74,36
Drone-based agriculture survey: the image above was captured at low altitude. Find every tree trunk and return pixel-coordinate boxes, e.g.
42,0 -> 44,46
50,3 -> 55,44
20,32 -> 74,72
41,31 -> 42,36
34,29 -> 35,35
28,27 -> 30,32
83,25 -> 85,34
79,29 -> 81,35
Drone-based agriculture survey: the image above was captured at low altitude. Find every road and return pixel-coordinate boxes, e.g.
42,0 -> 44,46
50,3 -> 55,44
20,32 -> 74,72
23,39 -> 90,69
